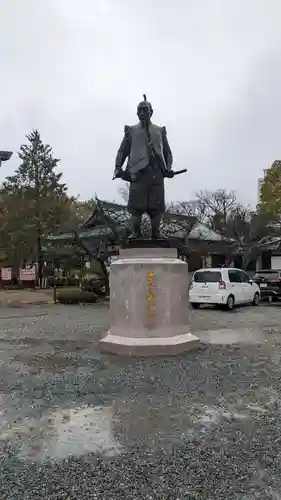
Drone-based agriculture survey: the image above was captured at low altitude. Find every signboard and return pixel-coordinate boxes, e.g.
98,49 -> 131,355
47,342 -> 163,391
19,266 -> 36,281
1,268 -> 12,281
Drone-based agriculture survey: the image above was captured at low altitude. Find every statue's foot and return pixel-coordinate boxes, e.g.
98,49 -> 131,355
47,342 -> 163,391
151,233 -> 167,240
128,232 -> 142,240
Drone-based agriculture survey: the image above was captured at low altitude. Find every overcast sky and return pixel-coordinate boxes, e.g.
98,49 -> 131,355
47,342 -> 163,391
1,0 -> 281,207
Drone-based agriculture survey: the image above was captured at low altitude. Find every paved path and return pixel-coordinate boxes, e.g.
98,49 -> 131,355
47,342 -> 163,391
0,303 -> 281,499
0,289 -> 52,306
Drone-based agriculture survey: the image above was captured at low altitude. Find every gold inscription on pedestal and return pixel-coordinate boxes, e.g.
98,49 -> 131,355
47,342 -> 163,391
146,271 -> 156,328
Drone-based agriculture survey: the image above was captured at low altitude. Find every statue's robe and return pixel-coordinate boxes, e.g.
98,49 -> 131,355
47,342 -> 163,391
115,122 -> 173,217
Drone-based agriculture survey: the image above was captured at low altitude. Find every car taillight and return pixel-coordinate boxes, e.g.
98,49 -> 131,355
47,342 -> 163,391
189,281 -> 194,289
219,280 -> 226,289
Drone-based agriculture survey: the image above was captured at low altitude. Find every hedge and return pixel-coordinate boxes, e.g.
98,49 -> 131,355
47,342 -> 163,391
56,288 -> 98,305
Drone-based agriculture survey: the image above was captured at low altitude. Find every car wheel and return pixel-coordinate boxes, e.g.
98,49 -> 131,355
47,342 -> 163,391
225,295 -> 235,310
252,292 -> 260,306
190,303 -> 200,309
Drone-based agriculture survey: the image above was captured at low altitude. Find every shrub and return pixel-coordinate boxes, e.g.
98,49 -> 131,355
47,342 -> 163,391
56,287 -> 98,305
83,275 -> 106,295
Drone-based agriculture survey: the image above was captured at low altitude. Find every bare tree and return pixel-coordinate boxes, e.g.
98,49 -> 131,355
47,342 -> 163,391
72,231 -> 109,294
118,185 -> 129,203
166,200 -> 200,217
195,189 -> 240,230
223,207 -> 274,269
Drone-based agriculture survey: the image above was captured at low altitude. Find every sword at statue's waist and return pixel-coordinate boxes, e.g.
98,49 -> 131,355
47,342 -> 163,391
163,168 -> 187,178
172,168 -> 187,176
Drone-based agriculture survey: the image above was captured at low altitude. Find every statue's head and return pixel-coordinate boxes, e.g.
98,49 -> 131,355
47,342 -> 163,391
137,94 -> 153,122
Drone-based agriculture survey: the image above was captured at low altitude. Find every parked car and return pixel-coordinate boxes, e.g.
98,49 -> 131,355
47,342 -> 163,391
189,268 -> 260,310
253,269 -> 281,302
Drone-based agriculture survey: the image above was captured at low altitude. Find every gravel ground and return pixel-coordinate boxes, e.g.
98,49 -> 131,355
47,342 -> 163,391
0,303 -> 281,499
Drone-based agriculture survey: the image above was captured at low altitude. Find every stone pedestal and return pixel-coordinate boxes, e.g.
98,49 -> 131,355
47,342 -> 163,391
100,243 -> 200,356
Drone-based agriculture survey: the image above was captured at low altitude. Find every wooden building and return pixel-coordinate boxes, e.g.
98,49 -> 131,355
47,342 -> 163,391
44,199 -> 234,271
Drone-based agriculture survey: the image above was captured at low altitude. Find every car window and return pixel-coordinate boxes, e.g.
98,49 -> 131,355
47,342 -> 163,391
193,271 -> 222,282
240,271 -> 250,283
228,270 -> 241,283
254,271 -> 280,280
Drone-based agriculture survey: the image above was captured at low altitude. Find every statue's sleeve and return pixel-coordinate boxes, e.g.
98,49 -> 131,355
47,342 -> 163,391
162,126 -> 173,170
115,125 -> 131,170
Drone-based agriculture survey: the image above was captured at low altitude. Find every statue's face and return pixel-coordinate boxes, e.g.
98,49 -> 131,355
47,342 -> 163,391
137,101 -> 153,121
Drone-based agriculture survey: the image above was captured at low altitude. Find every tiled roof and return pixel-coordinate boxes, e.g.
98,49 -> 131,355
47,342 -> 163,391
46,199 -> 226,244
188,223 -> 224,241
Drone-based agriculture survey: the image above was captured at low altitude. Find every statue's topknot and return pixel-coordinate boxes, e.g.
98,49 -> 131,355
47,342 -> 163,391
137,94 -> 153,114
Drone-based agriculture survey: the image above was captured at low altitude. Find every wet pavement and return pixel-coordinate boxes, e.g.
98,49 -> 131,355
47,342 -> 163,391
1,304 -> 281,499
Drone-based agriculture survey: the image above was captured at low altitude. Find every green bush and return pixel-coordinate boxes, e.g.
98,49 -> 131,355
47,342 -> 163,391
83,276 -> 106,295
48,272 -> 108,295
56,287 -> 98,304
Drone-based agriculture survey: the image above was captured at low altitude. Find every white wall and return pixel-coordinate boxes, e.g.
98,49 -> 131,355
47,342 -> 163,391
271,256 -> 281,270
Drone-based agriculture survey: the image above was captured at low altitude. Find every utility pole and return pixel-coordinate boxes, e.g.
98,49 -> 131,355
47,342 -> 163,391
34,158 -> 42,288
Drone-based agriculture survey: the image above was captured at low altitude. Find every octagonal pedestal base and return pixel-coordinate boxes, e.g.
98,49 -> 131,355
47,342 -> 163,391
99,245 -> 200,357
100,331 -> 200,356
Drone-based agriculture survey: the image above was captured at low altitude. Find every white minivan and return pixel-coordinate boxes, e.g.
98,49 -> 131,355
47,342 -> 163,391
189,268 -> 260,310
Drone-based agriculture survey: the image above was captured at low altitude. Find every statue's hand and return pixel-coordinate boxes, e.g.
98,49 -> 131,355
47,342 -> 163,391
113,168 -> 131,182
114,168 -> 123,179
164,170 -> 174,178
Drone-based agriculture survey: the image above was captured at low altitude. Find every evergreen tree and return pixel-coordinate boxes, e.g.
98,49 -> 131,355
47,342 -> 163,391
0,130 -> 70,271
3,129 -> 66,196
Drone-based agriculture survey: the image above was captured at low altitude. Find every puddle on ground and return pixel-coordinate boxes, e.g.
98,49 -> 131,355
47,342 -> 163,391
0,405 -> 122,462
195,407 -> 247,427
113,399 -> 252,448
0,394 -> 274,460
198,328 -> 265,345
